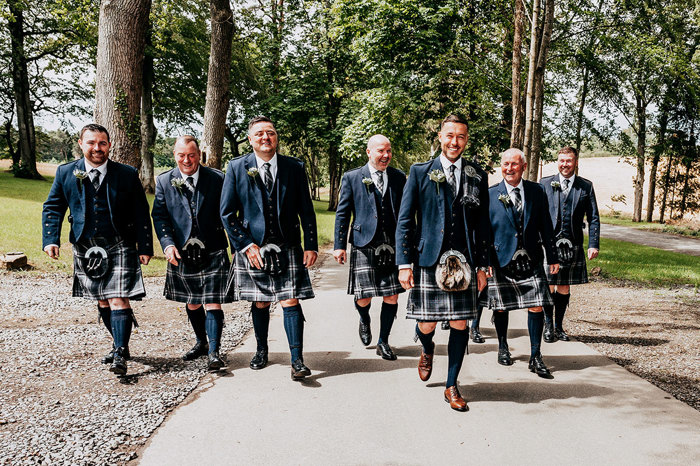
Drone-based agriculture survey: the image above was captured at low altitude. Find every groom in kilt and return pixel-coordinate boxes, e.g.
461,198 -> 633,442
333,135 -> 406,360
484,148 -> 559,378
540,146 -> 600,342
42,124 -> 153,376
221,116 -> 318,380
152,135 -> 232,371
396,114 -> 490,412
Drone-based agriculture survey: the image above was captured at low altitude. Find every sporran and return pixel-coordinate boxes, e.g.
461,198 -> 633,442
435,249 -> 471,292
181,237 -> 208,272
502,248 -> 534,281
260,243 -> 288,276
82,246 -> 110,279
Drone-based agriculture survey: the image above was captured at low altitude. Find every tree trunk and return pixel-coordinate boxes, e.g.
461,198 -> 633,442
4,119 -> 19,167
510,0 -> 525,149
94,0 -> 151,169
139,27 -> 156,194
658,150 -> 673,224
575,67 -> 589,157
632,95 -> 646,222
521,0 -> 541,173
202,0 -> 233,170
646,104 -> 668,222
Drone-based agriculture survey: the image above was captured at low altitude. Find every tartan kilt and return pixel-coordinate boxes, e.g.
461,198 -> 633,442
226,244 -> 314,302
483,264 -> 553,311
545,244 -> 589,285
406,264 -> 478,321
72,236 -> 146,300
347,245 -> 404,299
164,248 -> 233,304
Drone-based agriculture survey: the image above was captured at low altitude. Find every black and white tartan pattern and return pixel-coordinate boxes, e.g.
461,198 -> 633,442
544,244 -> 589,285
483,264 -> 553,311
226,245 -> 314,302
347,246 -> 404,299
72,237 -> 146,300
406,264 -> 478,321
164,248 -> 233,304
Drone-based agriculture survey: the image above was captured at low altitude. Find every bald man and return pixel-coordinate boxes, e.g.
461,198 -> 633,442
334,135 -> 406,360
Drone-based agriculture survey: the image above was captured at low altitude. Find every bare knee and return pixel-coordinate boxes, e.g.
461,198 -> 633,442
557,285 -> 570,294
529,306 -> 543,313
97,300 -> 109,307
204,304 -> 222,312
355,297 -> 371,307
254,301 -> 271,309
449,320 -> 468,330
108,298 -> 129,309
281,298 -> 299,307
418,321 -> 437,334
187,303 -> 203,310
383,295 -> 399,305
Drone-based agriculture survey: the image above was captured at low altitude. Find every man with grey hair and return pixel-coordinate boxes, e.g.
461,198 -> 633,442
333,134 -> 406,360
483,148 -> 559,378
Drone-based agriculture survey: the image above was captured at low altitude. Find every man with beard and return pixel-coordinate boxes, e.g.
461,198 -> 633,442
333,135 -> 406,360
221,116 -> 318,380
539,146 -> 600,342
152,135 -> 232,371
396,114 -> 490,411
42,123 -> 153,376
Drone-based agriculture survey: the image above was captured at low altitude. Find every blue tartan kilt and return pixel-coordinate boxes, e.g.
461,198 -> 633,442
545,244 -> 589,285
483,264 -> 553,311
347,245 -> 404,300
72,236 -> 146,300
164,248 -> 234,304
406,264 -> 478,321
226,244 -> 314,302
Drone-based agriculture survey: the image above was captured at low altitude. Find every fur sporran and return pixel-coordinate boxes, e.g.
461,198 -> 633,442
435,250 -> 471,292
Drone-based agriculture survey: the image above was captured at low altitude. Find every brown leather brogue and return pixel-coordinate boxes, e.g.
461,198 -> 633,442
444,385 -> 468,412
418,350 -> 433,381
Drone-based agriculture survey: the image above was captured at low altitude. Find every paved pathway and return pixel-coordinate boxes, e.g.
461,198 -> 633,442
140,253 -> 700,465
601,223 -> 700,256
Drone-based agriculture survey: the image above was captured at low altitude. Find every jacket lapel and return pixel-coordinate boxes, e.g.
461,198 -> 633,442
76,158 -> 86,211
104,160 -> 118,222
277,155 -> 289,212
172,168 -> 192,214
360,164 -> 377,216
195,165 -> 206,213
571,176 -> 582,211
498,181 -> 518,229
523,181 -> 533,228
244,153 -> 264,214
429,157 -> 446,226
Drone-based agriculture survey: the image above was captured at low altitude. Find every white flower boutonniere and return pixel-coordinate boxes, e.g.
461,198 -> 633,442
428,169 -> 446,195
551,180 -> 561,190
73,169 -> 88,189
498,193 -> 512,207
361,177 -> 374,194
247,168 -> 259,178
171,177 -> 187,195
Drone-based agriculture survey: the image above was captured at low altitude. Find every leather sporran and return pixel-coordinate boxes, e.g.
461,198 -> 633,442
372,243 -> 395,274
82,246 -> 110,279
502,248 -> 534,281
260,243 -> 288,276
435,250 -> 471,292
181,238 -> 208,272
555,237 -> 575,266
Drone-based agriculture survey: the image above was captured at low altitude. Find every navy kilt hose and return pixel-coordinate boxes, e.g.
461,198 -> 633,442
165,249 -> 233,304
545,244 -> 589,285
407,264 -> 479,321
72,236 -> 146,300
227,245 -> 314,302
348,246 -> 404,299
483,265 -> 553,312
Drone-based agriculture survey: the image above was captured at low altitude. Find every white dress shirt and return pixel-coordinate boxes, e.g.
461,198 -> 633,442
440,154 -> 462,188
256,153 -> 278,185
559,173 -> 575,197
84,158 -> 108,189
368,163 -> 387,196
505,179 -> 525,209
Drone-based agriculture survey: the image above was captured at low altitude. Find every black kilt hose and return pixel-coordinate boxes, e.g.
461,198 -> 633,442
227,245 -> 314,302
72,236 -> 146,300
348,246 -> 404,299
406,264 -> 479,321
545,244 -> 588,285
483,265 -> 553,311
165,248 -> 233,304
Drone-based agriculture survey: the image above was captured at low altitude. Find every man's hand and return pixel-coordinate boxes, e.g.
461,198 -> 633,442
333,249 -> 346,265
139,255 -> 152,265
303,250 -> 318,268
399,268 -> 414,290
588,248 -> 599,260
245,244 -> 263,270
44,245 -> 59,260
476,270 -> 487,292
164,246 -> 181,266
549,263 -> 560,275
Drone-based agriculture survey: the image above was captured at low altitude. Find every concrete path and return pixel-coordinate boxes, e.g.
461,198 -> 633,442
601,223 -> 700,256
140,254 -> 700,465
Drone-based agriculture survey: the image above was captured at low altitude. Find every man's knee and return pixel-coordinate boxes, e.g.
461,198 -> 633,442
383,295 -> 399,305
558,285 -> 570,294
254,301 -> 271,309
205,304 -> 222,311
529,306 -> 543,313
281,298 -> 299,307
108,297 -> 130,309
356,297 -> 371,307
418,321 -> 437,333
449,320 -> 468,330
97,299 -> 109,307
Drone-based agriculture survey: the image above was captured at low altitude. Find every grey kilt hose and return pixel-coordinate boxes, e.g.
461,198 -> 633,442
226,245 -> 314,302
348,246 -> 404,299
164,249 -> 233,304
545,244 -> 588,285
406,264 -> 479,321
72,236 -> 146,300
483,265 -> 553,311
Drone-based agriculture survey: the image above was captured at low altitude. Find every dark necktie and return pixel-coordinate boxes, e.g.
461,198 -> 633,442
448,165 -> 457,196
90,169 -> 100,191
375,171 -> 384,195
263,162 -> 273,192
513,187 -> 523,214
185,176 -> 195,199
562,178 -> 570,196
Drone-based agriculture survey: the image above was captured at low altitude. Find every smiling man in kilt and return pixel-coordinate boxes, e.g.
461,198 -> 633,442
152,136 -> 232,372
221,116 -> 318,380
540,146 -> 600,343
484,148 -> 559,378
42,124 -> 153,376
396,114 -> 490,412
333,135 -> 406,360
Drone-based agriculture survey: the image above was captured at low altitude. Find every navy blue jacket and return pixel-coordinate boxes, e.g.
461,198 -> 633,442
151,165 -> 229,253
488,180 -> 557,268
220,152 -> 318,252
395,157 -> 491,268
539,174 -> 600,249
41,158 -> 153,255
334,164 -> 406,250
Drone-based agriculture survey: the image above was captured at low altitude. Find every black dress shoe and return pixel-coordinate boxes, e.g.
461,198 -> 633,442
441,321 -> 450,331
543,321 -> 557,343
103,346 -> 130,364
291,359 -> 311,380
470,328 -> 485,343
249,348 -> 269,370
555,328 -> 570,341
208,351 -> 225,371
109,347 -> 128,376
358,320 -> 372,346
529,353 -> 553,378
376,341 -> 397,360
497,347 -> 513,366
182,341 -> 209,361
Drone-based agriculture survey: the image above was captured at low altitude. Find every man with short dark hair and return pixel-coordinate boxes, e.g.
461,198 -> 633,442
152,135 -> 232,371
221,116 -> 318,380
540,146 -> 600,342
42,123 -> 153,376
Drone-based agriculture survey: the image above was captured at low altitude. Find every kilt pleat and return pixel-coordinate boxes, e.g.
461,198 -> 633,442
164,248 -> 233,304
347,246 -> 404,299
545,244 -> 589,285
406,264 -> 478,321
484,265 -> 552,311
72,237 -> 146,300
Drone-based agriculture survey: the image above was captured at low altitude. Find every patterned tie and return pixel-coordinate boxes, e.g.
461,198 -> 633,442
185,176 -> 195,198
263,162 -> 273,192
375,171 -> 385,195
513,187 -> 523,213
90,169 -> 100,191
448,165 -> 457,196
562,178 -> 570,196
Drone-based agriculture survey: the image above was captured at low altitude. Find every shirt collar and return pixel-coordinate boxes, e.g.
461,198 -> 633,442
367,162 -> 384,175
180,165 -> 200,186
505,179 -> 524,194
255,153 -> 278,173
559,173 -> 575,185
84,158 -> 108,178
439,154 -> 462,172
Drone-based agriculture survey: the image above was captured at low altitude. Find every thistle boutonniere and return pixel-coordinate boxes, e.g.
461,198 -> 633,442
551,180 -> 561,191
428,169 -> 446,195
73,169 -> 88,188
361,177 -> 374,194
498,193 -> 512,207
247,167 -> 259,179
171,177 -> 187,195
